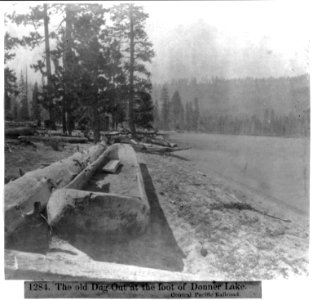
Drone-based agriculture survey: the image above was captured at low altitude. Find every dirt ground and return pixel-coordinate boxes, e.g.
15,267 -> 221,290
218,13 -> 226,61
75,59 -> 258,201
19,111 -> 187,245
5,140 -> 90,182
138,151 -> 309,280
4,141 -> 309,280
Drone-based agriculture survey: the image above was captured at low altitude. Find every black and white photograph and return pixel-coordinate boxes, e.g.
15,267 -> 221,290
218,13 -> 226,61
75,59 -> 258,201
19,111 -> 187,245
1,0 -> 311,297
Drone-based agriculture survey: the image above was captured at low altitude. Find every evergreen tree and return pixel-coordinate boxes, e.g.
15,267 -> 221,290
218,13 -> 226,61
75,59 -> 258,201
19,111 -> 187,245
134,91 -> 154,129
4,67 -> 18,120
185,101 -> 193,131
32,82 -> 41,125
111,3 -> 155,137
9,4 -> 56,128
153,99 -> 160,129
19,71 -> 29,120
4,32 -> 21,120
72,4 -> 127,142
170,90 -> 184,130
160,86 -> 170,130
193,97 -> 200,131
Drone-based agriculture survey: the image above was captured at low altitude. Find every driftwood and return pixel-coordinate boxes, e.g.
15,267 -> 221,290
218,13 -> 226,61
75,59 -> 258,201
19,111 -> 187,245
5,127 -> 35,138
18,135 -> 88,144
5,143 -> 107,237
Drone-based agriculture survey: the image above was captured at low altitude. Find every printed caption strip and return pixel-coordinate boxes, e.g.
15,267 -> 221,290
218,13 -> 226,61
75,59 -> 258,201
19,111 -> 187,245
25,281 -> 262,298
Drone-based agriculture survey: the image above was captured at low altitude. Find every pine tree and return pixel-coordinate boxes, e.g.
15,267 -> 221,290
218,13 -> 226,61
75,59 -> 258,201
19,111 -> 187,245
4,32 -> 21,120
111,3 -> 155,138
4,67 -> 18,120
170,90 -> 184,130
134,92 -> 154,129
19,71 -> 29,120
193,97 -> 200,131
72,4 -> 126,142
161,86 -> 170,130
153,99 -> 160,129
185,102 -> 190,130
9,4 -> 59,128
32,82 -> 41,125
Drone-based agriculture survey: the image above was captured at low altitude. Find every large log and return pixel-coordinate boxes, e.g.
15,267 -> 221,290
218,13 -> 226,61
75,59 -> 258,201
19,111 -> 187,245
5,127 -> 35,138
47,144 -> 150,237
47,189 -> 148,237
18,135 -> 88,144
5,143 -> 107,237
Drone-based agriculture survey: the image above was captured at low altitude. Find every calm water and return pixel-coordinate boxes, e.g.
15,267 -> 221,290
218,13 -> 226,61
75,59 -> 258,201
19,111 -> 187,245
171,133 -> 310,215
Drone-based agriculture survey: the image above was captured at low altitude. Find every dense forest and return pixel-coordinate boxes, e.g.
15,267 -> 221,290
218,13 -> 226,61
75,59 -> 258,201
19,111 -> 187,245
4,3 -> 154,141
4,3 -> 310,139
152,75 -> 310,137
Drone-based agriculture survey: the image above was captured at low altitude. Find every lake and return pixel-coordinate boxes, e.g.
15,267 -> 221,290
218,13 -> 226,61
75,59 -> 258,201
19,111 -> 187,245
170,133 -> 309,215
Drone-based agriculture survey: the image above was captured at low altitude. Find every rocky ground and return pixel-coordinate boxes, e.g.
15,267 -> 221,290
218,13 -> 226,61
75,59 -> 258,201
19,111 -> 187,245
4,141 -> 309,280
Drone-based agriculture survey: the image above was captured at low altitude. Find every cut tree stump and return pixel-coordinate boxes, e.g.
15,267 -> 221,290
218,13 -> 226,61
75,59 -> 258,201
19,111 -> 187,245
4,143 -> 107,237
18,135 -> 88,144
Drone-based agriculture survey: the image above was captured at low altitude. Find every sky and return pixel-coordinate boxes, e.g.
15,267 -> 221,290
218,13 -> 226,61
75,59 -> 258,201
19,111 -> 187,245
3,1 -> 312,84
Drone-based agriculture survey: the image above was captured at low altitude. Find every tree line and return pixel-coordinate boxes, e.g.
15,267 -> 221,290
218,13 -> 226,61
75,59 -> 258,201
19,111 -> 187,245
154,75 -> 310,137
4,3 -> 154,141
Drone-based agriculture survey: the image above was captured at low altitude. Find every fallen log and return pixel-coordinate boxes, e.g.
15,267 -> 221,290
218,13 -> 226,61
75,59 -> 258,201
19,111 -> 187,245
5,143 -> 107,237
143,137 -> 171,147
5,121 -> 37,128
18,135 -> 88,144
134,143 -> 191,153
5,127 -> 35,138
143,137 -> 177,148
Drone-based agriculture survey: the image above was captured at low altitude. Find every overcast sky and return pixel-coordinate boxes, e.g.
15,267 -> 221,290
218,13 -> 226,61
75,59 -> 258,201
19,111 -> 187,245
4,1 -> 311,84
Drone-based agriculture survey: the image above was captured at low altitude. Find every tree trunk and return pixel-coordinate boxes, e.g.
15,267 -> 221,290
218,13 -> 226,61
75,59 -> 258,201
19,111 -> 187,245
128,5 -> 137,139
63,6 -> 73,135
93,105 -> 100,143
5,143 -> 107,237
62,100 -> 67,134
43,4 -> 55,130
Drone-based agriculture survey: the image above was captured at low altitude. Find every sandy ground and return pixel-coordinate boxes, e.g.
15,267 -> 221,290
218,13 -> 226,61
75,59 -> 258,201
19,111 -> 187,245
4,141 -> 309,280
5,140 -> 90,181
138,151 -> 309,280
